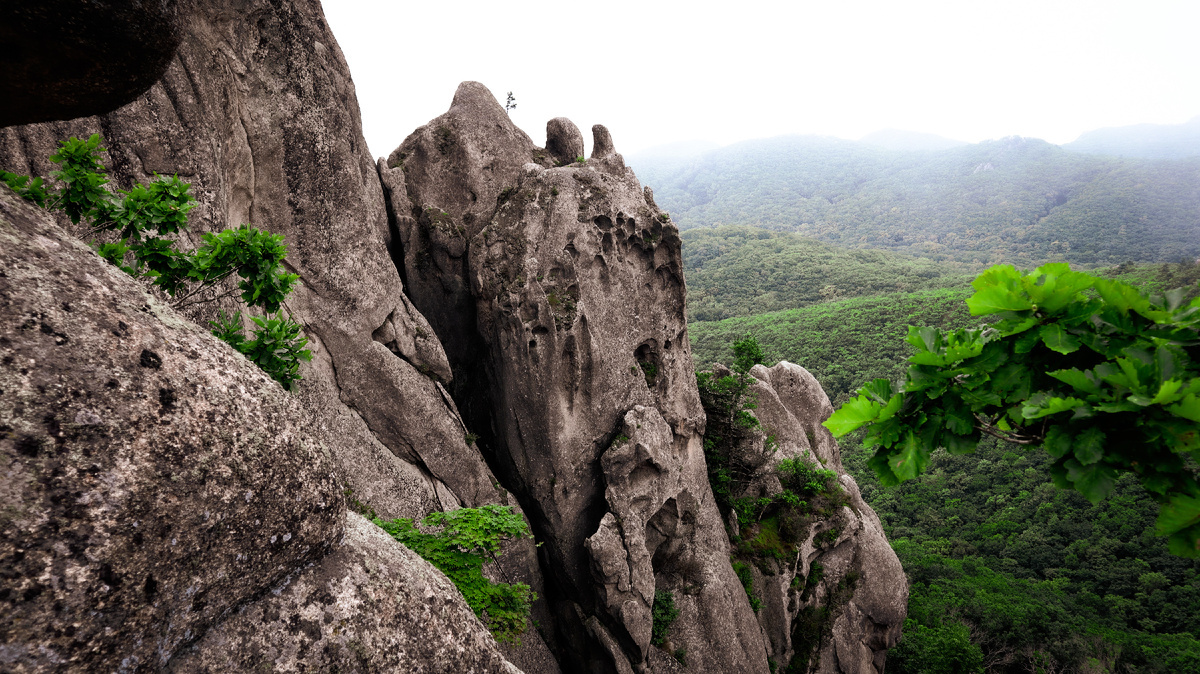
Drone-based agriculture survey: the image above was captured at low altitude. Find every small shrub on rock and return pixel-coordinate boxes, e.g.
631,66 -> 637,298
374,505 -> 536,643
3,135 -> 310,389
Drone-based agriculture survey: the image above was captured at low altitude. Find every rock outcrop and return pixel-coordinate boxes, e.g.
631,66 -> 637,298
386,82 -> 768,673
0,1 -> 183,126
0,0 -> 497,521
731,362 -> 909,673
0,187 -> 519,672
172,513 -> 521,673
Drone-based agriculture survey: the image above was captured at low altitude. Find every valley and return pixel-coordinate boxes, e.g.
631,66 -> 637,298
673,163 -> 1200,671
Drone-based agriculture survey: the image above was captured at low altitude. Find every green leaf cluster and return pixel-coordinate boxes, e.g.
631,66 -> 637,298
1,170 -> 49,206
825,263 -> 1200,556
373,505 -> 536,644
209,311 -> 312,390
4,135 -> 308,389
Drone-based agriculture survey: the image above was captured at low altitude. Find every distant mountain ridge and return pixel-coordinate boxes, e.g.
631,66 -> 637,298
630,134 -> 1200,267
1064,116 -> 1200,160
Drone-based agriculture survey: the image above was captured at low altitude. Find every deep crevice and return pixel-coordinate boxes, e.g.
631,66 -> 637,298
376,162 -> 411,294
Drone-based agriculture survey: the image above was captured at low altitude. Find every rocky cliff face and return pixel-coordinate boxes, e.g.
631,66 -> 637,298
382,82 -> 768,673
0,187 -> 520,672
0,0 -> 554,670
1,1 -> 907,670
384,83 -> 909,674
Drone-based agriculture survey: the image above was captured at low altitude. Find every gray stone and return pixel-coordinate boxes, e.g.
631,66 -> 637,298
172,512 -> 522,674
592,125 -> 616,159
0,1 -> 183,126
0,4 -> 554,668
546,117 -> 585,165
0,0 -> 515,538
749,362 -> 840,470
0,186 -> 343,672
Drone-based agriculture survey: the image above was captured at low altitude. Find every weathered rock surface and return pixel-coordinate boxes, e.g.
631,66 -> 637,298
742,362 -> 908,673
387,82 -> 768,673
0,0 -> 494,522
0,1 -> 183,126
173,512 -> 522,674
0,0 -> 553,668
0,188 -> 521,673
545,118 -> 585,165
2,2 -> 908,670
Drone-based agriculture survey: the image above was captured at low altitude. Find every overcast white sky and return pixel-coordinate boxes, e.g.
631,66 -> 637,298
323,0 -> 1200,160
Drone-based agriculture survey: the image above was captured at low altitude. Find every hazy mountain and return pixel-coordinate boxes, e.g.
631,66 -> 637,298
859,128 -> 967,152
632,134 -> 1200,267
1063,116 -> 1200,160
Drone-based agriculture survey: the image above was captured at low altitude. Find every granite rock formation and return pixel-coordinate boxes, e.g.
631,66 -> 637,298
736,362 -> 908,673
0,1 -> 183,126
172,513 -> 522,673
1,0 -> 908,669
386,82 -> 768,673
0,188 -> 519,673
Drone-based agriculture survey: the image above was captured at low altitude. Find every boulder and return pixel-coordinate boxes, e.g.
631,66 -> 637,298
172,512 -> 522,674
0,183 -> 523,673
546,118 -> 585,165
0,1 -> 183,126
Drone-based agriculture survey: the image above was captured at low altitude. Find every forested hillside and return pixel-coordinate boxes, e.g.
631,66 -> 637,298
633,135 -> 1200,267
682,226 -> 969,322
688,257 -> 1200,672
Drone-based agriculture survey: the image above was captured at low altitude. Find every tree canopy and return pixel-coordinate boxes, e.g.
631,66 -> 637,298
824,264 -> 1200,557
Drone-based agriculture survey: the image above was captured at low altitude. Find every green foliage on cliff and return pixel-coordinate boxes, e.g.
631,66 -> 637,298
638,135 -> 1200,267
3,135 -> 311,389
696,336 -> 770,513
373,505 -> 536,644
650,589 -> 680,646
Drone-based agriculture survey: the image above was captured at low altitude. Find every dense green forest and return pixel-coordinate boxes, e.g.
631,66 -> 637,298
863,440 -> 1200,673
682,226 -> 970,322
691,288 -> 975,404
634,135 -> 1200,267
687,255 -> 1200,672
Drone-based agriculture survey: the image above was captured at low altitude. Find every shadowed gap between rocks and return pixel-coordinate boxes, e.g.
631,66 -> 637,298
378,162 -> 411,294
